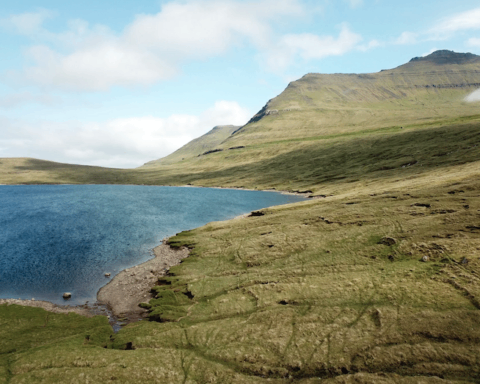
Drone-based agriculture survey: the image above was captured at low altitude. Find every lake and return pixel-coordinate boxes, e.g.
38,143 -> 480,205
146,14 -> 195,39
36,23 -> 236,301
0,185 -> 305,305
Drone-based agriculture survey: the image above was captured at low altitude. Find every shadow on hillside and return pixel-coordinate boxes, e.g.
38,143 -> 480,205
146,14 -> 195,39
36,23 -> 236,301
12,122 -> 480,188
142,121 -> 480,188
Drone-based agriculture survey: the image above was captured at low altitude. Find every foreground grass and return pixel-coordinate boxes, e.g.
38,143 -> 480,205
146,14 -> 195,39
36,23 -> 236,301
2,165 -> 480,382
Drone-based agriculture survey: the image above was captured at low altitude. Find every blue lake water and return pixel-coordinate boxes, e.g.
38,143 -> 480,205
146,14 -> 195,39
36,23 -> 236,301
0,185 -> 305,305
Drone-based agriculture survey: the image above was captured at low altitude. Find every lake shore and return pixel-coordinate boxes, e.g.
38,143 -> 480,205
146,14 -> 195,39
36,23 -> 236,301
96,238 -> 190,321
0,238 -> 190,326
0,186 -> 303,326
0,298 -> 97,317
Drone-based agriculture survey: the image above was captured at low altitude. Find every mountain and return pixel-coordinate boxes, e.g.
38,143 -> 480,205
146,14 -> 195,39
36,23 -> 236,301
143,125 -> 239,166
223,50 -> 480,147
123,50 -> 480,193
2,50 -> 480,191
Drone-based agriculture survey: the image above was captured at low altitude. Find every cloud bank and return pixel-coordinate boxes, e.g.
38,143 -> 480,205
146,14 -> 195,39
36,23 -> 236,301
0,101 -> 250,168
2,0 -> 368,91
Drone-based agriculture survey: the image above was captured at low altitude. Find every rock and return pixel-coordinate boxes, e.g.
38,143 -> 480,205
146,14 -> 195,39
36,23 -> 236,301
105,273 -> 111,277
388,255 -> 395,261
421,255 -> 429,262
379,237 -> 397,246
63,292 -> 72,299
411,203 -> 431,208
249,211 -> 265,217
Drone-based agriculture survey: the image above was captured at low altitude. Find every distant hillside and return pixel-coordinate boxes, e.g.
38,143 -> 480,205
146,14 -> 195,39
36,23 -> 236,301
225,50 -> 480,147
144,125 -> 239,166
2,50 -> 480,190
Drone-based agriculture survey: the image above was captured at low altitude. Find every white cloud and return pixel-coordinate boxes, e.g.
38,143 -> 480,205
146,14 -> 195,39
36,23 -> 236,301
395,31 -> 418,45
465,89 -> 480,102
385,7 -> 480,47
0,9 -> 53,36
125,0 -> 304,57
0,91 -> 57,108
345,0 -> 363,9
23,42 -> 177,91
467,37 -> 480,47
0,101 -> 250,168
4,1 -> 366,91
431,7 -> 480,37
262,24 -> 363,72
357,39 -> 383,52
7,0 -> 309,91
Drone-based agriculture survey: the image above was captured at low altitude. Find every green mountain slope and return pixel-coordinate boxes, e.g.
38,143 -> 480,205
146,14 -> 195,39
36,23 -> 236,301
222,50 -> 480,147
2,50 -> 479,189
144,124 -> 240,166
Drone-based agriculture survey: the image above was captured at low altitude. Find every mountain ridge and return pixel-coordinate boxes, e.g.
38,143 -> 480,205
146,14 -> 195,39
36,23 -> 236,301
224,50 -> 480,145
144,124 -> 240,166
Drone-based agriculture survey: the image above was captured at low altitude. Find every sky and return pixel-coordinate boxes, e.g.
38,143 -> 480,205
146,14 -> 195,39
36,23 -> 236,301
1,0 -> 480,168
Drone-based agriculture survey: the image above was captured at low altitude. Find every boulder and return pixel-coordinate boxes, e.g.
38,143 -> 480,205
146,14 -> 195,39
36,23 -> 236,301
63,292 -> 72,299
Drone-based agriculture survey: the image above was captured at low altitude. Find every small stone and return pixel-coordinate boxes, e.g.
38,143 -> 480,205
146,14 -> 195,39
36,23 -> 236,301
63,292 -> 72,299
105,273 -> 111,277
421,255 -> 429,262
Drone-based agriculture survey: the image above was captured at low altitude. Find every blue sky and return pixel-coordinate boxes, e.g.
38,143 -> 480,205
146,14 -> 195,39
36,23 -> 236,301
1,0 -> 480,168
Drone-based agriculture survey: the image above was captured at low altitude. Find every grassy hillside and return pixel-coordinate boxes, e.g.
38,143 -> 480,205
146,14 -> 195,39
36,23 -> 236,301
2,50 -> 480,382
144,125 -> 240,166
1,50 -> 480,190
2,155 -> 480,382
223,50 -> 480,146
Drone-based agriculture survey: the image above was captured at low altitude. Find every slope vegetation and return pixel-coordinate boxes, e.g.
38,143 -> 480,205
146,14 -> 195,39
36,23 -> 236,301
144,125 -> 240,166
2,50 -> 480,383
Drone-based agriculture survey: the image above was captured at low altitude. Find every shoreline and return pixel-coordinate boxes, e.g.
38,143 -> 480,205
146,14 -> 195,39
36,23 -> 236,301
0,239 -> 190,327
0,183 -> 314,197
179,184 -> 313,197
0,186 -> 308,326
0,298 -> 101,317
97,238 -> 190,321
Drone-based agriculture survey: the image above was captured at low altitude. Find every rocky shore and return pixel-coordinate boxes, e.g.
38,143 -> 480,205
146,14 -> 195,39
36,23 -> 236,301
1,239 -> 190,326
97,239 -> 190,321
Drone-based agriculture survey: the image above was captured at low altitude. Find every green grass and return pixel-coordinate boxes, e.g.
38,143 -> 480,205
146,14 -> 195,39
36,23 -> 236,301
1,55 -> 480,382
3,172 -> 480,382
